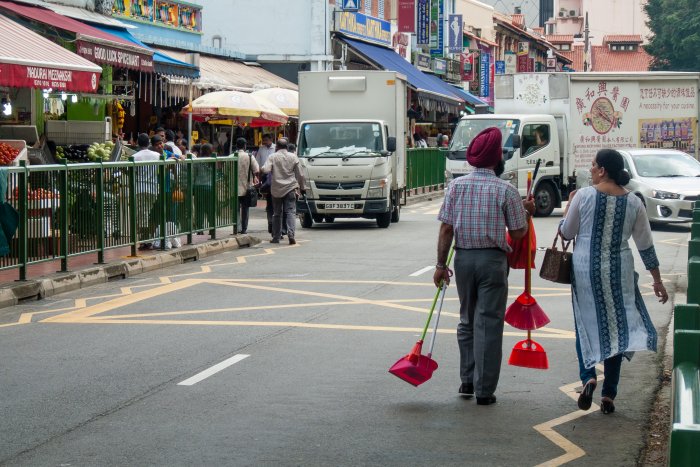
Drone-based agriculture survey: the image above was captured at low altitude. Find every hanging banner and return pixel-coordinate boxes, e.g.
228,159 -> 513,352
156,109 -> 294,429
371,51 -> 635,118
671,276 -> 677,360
480,51 -> 490,98
392,30 -> 411,61
505,51 -> 517,74
416,0 -> 429,45
398,0 -> 415,33
447,14 -> 462,54
0,63 -> 100,92
77,40 -> 154,73
430,0 -> 444,57
414,52 -> 432,70
460,52 -> 474,81
517,41 -> 529,56
517,54 -> 529,72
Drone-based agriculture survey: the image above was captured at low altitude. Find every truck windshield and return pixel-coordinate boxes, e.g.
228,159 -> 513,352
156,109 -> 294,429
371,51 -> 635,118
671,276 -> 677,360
298,122 -> 383,158
631,152 -> 700,177
447,119 -> 520,160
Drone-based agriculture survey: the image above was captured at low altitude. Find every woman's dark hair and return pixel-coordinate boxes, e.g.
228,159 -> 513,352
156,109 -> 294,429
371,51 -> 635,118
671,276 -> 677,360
596,149 -> 630,186
199,143 -> 213,158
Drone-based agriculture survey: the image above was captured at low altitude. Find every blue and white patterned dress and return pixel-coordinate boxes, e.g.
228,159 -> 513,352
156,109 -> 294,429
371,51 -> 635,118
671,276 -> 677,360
560,187 -> 658,369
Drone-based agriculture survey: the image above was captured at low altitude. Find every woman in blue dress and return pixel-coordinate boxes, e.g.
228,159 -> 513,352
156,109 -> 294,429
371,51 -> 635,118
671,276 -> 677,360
559,149 -> 669,414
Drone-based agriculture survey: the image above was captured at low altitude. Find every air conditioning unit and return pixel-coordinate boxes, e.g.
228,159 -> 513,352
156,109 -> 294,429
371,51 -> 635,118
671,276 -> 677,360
569,10 -> 577,17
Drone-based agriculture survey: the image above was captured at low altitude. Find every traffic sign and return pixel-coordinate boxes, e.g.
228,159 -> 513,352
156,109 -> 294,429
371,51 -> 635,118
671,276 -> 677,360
342,0 -> 359,10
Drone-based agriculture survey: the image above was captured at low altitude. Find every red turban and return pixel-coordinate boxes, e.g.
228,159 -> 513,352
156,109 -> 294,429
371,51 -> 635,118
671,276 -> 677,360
467,127 -> 503,168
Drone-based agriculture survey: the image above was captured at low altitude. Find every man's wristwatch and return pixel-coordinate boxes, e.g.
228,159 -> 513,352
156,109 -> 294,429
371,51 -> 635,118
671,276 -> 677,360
435,263 -> 448,270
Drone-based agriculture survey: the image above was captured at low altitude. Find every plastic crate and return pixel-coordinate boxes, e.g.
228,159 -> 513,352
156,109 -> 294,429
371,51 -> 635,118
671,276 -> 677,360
46,119 -> 111,145
0,139 -> 29,166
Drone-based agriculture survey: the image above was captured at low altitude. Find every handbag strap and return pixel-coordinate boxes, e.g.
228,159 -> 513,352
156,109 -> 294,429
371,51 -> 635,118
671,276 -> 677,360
552,231 -> 572,252
245,151 -> 253,184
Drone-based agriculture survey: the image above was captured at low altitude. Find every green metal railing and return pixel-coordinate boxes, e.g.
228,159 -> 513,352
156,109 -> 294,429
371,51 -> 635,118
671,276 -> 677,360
1,155 -> 239,281
669,200 -> 700,466
406,148 -> 446,192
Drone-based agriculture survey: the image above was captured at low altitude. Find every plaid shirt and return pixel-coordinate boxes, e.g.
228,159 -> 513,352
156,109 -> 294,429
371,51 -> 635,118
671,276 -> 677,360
438,168 -> 527,252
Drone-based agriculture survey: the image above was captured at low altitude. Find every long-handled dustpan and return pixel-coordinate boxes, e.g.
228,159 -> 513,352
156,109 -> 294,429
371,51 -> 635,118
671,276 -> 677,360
389,283 -> 448,386
389,247 -> 454,386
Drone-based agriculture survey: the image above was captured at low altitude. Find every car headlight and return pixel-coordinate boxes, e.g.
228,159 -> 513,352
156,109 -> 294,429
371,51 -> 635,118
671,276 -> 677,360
368,178 -> 387,198
652,190 -> 681,200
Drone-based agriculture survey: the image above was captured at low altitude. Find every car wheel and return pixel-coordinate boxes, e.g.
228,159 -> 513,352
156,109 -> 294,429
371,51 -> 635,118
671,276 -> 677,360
312,214 -> 324,223
391,203 -> 400,223
534,182 -> 556,217
376,211 -> 391,228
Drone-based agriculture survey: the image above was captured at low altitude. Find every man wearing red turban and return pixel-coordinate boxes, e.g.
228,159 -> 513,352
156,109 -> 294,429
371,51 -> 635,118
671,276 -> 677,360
433,127 -> 535,405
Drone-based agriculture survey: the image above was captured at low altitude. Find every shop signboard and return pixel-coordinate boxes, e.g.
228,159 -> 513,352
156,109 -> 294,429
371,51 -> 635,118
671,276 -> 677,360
517,41 -> 529,56
504,51 -> 516,74
446,58 -> 461,83
430,0 -> 444,56
546,57 -> 556,71
398,0 -> 415,33
392,30 -> 411,61
414,52 -> 432,71
433,58 -> 447,75
447,14 -> 462,54
495,60 -> 506,75
460,52 -> 474,81
416,0 -> 429,45
76,40 -> 154,73
517,54 -> 529,72
342,0 -> 359,10
0,63 -> 100,92
335,10 -> 392,47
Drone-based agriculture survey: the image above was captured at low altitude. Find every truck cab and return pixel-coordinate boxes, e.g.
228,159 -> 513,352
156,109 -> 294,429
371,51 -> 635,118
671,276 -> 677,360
446,114 -> 564,216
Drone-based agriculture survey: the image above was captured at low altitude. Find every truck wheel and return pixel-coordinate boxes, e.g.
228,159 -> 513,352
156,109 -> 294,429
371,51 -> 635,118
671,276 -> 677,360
534,183 -> 556,217
312,214 -> 324,223
376,211 -> 391,228
324,216 -> 335,223
301,212 -> 313,228
391,203 -> 400,223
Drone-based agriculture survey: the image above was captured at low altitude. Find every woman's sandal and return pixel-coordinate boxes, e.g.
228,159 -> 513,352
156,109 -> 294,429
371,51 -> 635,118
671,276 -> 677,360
577,379 -> 597,410
600,397 -> 615,414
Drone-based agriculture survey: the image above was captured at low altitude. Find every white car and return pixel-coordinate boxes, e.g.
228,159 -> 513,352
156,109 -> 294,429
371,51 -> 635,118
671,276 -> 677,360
617,149 -> 700,223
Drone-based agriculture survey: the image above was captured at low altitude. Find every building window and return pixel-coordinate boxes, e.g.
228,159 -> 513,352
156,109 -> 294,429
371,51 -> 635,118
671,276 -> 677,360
212,35 -> 222,48
378,0 -> 384,18
628,45 -> 635,51
561,43 -> 571,51
364,0 -> 372,14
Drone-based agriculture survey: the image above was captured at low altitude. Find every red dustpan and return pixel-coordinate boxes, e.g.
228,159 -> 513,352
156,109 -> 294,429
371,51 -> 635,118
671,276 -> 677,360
389,284 -> 447,386
506,170 -> 549,370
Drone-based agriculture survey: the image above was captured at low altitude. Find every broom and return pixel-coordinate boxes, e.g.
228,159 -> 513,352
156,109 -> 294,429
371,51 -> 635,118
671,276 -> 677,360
504,169 -> 550,331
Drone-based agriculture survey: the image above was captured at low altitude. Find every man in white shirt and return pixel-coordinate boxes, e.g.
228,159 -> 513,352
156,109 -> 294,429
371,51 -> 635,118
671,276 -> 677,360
262,138 -> 305,245
164,129 -> 183,159
255,133 -> 275,167
132,133 -> 161,249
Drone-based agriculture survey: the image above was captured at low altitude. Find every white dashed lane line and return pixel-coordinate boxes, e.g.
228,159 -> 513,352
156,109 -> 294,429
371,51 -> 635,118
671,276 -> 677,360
410,266 -> 434,277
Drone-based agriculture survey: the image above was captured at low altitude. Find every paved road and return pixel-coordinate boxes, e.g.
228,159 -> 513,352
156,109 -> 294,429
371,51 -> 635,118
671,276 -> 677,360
0,202 -> 689,466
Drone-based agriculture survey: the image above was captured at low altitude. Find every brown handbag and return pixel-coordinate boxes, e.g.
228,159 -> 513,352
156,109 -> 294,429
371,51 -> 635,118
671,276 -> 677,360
539,232 -> 573,284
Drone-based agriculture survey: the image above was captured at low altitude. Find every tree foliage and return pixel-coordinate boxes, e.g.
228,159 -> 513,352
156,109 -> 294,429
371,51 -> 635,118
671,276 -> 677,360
644,0 -> 700,71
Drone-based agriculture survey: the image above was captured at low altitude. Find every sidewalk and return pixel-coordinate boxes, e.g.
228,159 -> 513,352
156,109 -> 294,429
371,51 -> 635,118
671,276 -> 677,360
0,188 -> 444,309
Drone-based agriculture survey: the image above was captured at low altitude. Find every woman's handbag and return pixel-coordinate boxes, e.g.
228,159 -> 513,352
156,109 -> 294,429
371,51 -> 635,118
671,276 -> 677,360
245,153 -> 258,207
539,232 -> 573,284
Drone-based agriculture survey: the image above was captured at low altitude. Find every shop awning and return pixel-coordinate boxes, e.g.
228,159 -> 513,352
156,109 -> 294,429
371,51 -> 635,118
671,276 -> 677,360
0,0 -> 154,73
339,36 -> 463,106
449,85 -> 488,107
93,26 -> 199,79
156,49 -> 297,92
0,13 -> 101,92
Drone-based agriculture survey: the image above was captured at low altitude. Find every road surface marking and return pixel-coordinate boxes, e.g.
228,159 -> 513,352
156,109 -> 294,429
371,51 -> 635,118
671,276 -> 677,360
410,266 -> 434,277
178,354 -> 250,386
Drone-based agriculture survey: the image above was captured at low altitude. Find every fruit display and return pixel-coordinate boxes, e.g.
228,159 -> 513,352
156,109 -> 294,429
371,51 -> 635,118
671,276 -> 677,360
56,141 -> 115,163
0,142 -> 21,166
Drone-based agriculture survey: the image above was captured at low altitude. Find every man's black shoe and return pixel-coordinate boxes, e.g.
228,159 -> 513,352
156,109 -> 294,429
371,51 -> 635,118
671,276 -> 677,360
459,383 -> 474,399
476,395 -> 497,405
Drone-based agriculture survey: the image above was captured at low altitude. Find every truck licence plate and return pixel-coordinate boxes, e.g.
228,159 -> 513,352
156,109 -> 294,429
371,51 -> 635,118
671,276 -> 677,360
325,202 -> 354,209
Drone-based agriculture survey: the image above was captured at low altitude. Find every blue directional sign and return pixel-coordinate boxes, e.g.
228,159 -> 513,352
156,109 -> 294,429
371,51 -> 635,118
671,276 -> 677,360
342,0 -> 359,11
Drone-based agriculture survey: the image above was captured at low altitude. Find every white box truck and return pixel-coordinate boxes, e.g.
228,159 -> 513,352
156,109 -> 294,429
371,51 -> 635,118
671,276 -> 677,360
296,70 -> 406,228
446,72 -> 700,216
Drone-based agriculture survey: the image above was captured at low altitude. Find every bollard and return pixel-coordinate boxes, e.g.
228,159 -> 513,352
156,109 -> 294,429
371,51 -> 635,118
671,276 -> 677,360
688,257 -> 700,305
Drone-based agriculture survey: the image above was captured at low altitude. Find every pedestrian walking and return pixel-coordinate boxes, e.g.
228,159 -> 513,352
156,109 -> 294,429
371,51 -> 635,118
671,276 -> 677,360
236,137 -> 259,234
262,138 -> 305,245
433,127 -> 534,405
256,133 -> 277,232
132,133 -> 161,250
558,149 -> 668,415
193,143 -> 215,234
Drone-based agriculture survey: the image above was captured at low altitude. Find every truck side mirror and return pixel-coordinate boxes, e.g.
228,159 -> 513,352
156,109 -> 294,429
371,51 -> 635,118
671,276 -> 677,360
386,137 -> 396,152
511,135 -> 521,149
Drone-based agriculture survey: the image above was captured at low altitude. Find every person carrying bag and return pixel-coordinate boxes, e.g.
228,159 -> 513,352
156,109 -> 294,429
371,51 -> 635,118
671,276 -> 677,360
236,138 -> 259,234
539,231 -> 572,284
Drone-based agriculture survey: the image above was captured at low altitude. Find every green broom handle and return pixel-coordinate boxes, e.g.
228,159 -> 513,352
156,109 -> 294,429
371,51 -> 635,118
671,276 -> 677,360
420,245 -> 455,341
